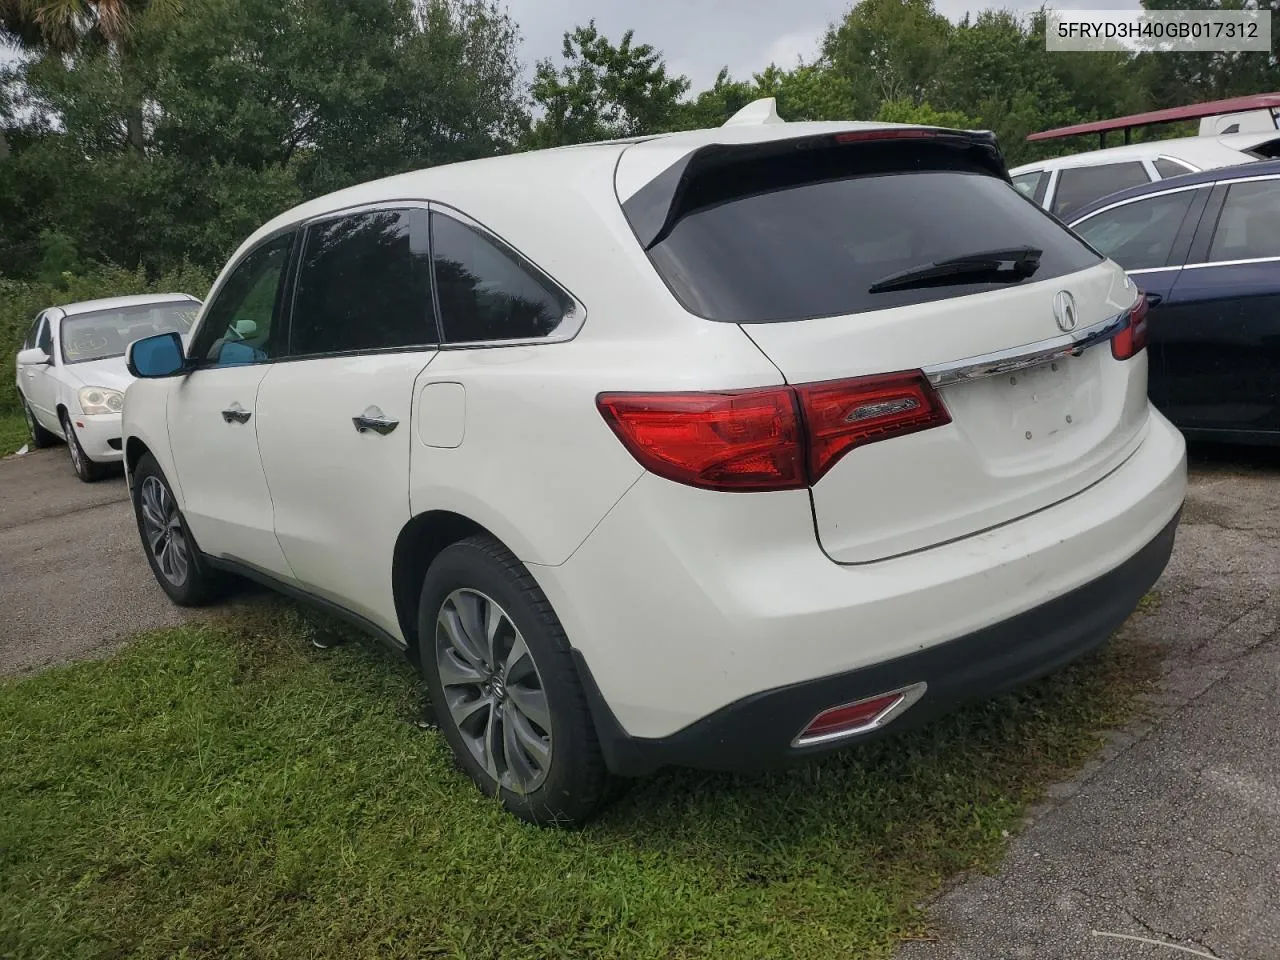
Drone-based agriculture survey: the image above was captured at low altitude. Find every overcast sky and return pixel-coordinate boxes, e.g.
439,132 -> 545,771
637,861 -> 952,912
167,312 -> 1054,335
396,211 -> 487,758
502,0 -> 1141,91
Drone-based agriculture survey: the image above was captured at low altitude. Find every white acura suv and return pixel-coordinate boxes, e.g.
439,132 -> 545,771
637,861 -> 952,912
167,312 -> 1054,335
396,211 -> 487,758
122,103 -> 1187,824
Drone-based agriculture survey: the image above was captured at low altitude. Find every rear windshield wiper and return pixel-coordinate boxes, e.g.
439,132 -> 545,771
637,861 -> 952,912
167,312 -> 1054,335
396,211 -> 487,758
867,246 -> 1043,294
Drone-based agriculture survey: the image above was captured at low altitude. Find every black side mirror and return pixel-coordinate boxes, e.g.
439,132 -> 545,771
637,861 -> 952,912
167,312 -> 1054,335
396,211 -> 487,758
127,331 -> 187,379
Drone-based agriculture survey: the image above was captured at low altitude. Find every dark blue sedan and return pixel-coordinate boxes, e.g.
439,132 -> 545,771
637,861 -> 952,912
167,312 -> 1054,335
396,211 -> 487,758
1070,159 -> 1280,445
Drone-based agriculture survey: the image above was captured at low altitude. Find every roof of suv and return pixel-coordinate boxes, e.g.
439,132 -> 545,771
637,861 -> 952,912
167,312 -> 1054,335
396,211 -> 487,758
1067,158 -> 1280,223
1009,130 -> 1279,176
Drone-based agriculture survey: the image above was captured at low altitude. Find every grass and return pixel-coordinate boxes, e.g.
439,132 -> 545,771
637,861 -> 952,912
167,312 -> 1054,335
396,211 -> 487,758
0,411 -> 28,457
0,601 -> 1161,960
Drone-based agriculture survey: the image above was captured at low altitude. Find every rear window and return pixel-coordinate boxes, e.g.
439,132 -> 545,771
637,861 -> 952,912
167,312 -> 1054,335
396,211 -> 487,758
644,167 -> 1102,323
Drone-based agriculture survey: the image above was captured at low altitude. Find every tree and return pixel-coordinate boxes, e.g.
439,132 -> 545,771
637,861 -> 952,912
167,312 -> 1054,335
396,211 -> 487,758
824,0 -> 952,117
529,21 -> 689,146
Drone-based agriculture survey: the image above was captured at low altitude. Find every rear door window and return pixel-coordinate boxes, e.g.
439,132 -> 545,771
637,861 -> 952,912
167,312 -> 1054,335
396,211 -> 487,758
1011,170 -> 1047,203
1073,189 -> 1200,270
1206,179 -> 1280,262
289,208 -> 435,356
1051,162 -> 1151,219
1153,157 -> 1196,179
643,167 -> 1101,323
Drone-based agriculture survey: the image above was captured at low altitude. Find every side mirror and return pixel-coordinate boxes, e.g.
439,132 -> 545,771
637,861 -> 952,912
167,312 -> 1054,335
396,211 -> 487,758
16,347 -> 50,366
127,332 -> 187,379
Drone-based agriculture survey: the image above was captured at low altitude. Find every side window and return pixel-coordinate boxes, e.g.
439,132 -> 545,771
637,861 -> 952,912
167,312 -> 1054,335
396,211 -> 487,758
1051,162 -> 1151,219
1011,171 -> 1045,202
36,317 -> 53,355
289,208 -> 434,356
1073,190 -> 1198,271
1207,180 -> 1280,263
431,212 -> 574,344
191,233 -> 293,367
1153,157 -> 1195,179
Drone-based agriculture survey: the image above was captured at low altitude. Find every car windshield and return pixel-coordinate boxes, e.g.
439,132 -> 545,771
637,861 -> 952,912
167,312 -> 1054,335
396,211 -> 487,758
60,302 -> 200,364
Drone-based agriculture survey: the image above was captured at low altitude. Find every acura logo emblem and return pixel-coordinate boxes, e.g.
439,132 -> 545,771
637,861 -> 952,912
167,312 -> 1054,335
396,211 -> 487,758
1053,290 -> 1078,332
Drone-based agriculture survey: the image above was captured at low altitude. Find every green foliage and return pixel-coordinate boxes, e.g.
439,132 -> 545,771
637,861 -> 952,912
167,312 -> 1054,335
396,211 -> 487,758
529,20 -> 690,146
876,99 -> 976,128
0,605 -> 1157,957
0,261 -> 212,414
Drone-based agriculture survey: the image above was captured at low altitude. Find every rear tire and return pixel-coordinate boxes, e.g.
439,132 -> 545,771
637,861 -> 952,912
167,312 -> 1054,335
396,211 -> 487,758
131,452 -> 225,606
21,395 -> 57,449
61,412 -> 109,482
417,535 -> 614,826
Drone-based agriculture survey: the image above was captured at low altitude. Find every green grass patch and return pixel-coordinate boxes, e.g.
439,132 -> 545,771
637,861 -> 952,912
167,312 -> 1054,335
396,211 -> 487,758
0,411 -> 29,457
0,603 -> 1159,959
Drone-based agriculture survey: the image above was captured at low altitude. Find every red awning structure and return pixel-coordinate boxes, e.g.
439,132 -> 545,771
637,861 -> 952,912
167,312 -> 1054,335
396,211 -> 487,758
1026,93 -> 1280,144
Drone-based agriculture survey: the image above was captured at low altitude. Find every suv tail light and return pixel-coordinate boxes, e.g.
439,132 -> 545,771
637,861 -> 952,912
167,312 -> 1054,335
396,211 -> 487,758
597,371 -> 950,492
1111,293 -> 1149,361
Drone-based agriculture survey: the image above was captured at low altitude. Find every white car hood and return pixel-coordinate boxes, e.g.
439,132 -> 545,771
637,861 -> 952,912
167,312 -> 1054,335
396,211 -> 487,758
63,355 -> 133,392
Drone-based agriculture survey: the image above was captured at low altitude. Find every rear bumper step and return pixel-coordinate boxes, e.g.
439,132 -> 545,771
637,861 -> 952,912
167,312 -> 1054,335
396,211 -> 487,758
574,508 -> 1180,777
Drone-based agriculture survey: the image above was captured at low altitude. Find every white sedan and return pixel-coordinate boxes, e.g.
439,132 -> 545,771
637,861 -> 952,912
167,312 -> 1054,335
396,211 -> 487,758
14,294 -> 201,481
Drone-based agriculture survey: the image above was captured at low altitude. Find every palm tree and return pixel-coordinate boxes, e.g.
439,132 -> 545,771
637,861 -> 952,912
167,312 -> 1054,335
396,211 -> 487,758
0,0 -> 169,155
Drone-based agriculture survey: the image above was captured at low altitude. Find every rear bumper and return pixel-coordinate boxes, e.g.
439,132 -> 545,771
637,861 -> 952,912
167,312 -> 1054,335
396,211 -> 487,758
574,510 -> 1178,776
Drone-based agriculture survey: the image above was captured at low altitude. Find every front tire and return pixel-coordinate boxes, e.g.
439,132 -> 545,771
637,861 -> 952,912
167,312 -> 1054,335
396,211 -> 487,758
418,535 -> 614,826
131,453 -> 225,606
61,412 -> 109,482
21,395 -> 57,449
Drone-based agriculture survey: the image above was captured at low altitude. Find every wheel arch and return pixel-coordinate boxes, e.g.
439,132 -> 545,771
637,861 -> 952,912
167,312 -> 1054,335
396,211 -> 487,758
393,510 -> 506,654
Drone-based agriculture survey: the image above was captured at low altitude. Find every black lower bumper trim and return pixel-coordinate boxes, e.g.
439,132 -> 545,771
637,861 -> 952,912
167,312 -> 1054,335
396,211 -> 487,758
573,509 -> 1181,777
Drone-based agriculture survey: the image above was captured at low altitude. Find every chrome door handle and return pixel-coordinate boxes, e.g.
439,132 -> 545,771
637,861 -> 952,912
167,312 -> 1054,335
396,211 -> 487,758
352,406 -> 399,436
221,402 -> 252,425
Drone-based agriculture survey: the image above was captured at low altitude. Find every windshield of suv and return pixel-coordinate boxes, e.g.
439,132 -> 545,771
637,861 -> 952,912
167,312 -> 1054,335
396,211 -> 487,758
60,302 -> 200,364
644,164 -> 1101,323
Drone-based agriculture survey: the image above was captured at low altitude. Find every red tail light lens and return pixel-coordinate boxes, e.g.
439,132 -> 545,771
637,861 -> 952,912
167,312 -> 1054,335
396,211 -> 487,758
796,372 -> 952,483
596,388 -> 806,491
1111,293 -> 1149,361
597,372 -> 950,492
834,129 -> 941,143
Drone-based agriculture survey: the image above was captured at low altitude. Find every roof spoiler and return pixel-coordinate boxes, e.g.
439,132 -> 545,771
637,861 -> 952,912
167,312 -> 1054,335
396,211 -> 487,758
622,128 -> 1005,251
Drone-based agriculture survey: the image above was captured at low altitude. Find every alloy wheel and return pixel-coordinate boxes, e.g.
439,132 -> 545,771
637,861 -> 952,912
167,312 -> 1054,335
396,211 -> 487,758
435,588 -> 553,794
139,475 -> 190,585
23,402 -> 37,442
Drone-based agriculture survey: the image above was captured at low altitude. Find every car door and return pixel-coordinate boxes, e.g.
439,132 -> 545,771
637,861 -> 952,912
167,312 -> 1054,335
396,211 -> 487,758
166,231 -> 297,575
253,206 -> 438,636
1160,175 -> 1280,436
1071,182 -> 1210,416
22,313 -> 60,429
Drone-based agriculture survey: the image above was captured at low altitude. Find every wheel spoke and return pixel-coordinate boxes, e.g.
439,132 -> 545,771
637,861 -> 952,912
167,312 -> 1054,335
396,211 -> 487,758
436,645 -> 484,687
504,632 -> 535,684
438,606 -> 487,671
501,705 -> 544,792
506,705 -> 551,774
481,700 -> 502,780
506,681 -> 551,735
169,532 -> 189,582
456,591 -> 493,667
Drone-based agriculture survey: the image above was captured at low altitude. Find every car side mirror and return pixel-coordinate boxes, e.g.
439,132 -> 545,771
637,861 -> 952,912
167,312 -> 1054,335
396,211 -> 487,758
127,331 -> 187,379
16,347 -> 50,366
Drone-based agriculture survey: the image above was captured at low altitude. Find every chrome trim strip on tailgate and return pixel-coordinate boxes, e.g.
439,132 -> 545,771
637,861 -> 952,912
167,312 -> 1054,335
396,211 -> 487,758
923,312 -> 1128,387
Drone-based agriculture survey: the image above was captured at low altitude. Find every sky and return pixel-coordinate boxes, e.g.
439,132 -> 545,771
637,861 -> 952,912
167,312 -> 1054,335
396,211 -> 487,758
501,0 -> 1142,92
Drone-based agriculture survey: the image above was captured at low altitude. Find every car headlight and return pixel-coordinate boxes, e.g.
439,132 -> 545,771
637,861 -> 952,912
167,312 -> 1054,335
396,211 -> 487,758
79,387 -> 125,415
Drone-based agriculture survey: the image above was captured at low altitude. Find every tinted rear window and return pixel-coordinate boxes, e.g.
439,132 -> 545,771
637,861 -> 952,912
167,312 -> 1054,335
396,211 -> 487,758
645,170 -> 1102,323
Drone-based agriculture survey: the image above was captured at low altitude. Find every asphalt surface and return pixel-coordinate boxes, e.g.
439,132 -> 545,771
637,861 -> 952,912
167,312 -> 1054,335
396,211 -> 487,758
0,446 -> 199,674
2,437 -> 1278,959
899,445 -> 1280,960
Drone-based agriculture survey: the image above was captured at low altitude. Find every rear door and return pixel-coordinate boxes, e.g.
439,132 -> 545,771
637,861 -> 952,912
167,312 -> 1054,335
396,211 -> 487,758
621,133 -> 1148,563
22,314 -> 59,429
1160,176 -> 1280,436
1071,182 -> 1211,416
254,206 -> 438,636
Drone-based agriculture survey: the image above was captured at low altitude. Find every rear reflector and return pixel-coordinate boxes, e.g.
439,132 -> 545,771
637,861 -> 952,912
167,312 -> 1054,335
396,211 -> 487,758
793,682 -> 928,747
598,372 -> 950,493
1110,293 -> 1149,361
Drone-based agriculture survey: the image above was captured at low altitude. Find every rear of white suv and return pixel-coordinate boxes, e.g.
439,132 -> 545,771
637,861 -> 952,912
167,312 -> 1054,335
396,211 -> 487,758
122,117 -> 1185,825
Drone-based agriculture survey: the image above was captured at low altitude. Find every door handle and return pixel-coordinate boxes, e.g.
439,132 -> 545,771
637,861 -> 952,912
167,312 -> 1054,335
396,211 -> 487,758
221,402 -> 252,425
352,405 -> 399,436
1143,292 -> 1163,307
